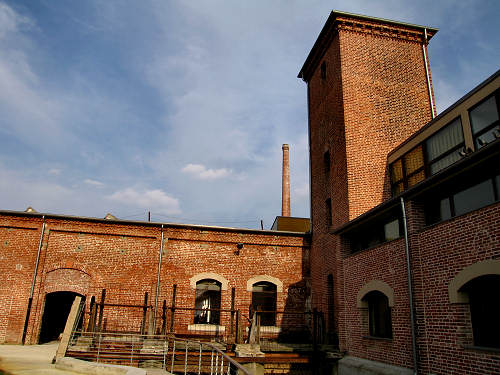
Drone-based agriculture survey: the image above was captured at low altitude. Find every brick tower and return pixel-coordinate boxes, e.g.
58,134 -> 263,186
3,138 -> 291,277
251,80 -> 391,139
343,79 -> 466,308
298,11 -> 437,341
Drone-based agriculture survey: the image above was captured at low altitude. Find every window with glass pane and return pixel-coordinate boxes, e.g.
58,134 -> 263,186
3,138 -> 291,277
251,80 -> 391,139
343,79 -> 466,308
469,94 -> 500,149
425,118 -> 464,175
252,282 -> 277,326
384,219 -> 400,241
404,145 -> 425,187
194,280 -> 221,324
453,179 -> 495,216
364,291 -> 392,338
390,159 -> 404,195
425,197 -> 452,225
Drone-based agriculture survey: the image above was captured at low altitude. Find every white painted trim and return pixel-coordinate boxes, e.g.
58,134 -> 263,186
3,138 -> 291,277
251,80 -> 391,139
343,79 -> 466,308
189,272 -> 229,290
246,275 -> 283,292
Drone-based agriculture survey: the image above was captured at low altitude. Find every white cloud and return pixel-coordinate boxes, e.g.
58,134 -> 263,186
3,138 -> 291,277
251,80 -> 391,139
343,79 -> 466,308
48,168 -> 61,176
108,188 -> 181,214
84,178 -> 104,187
181,164 -> 231,180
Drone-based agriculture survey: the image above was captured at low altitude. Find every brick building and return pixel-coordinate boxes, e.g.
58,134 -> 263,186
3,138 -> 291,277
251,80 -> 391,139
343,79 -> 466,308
299,11 -> 499,375
0,9 -> 499,375
0,212 -> 311,345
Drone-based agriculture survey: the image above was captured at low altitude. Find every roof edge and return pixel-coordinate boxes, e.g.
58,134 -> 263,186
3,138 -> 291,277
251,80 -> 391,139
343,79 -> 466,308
0,210 -> 310,237
298,10 -> 438,81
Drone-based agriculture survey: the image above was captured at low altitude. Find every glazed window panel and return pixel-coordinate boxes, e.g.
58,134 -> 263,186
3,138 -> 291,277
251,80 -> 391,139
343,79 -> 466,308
194,279 -> 221,325
404,145 -> 424,175
407,170 -> 425,188
469,94 -> 499,149
425,117 -> 464,175
391,159 -> 403,183
453,179 -> 495,216
429,151 -> 462,175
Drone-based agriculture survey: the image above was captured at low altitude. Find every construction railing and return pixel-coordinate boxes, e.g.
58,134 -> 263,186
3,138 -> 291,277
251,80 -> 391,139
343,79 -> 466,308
67,331 -> 251,375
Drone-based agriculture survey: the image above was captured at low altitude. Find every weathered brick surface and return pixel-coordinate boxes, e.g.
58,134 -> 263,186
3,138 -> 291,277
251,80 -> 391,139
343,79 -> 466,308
304,11 -> 499,375
0,214 -> 310,344
306,15 -> 435,351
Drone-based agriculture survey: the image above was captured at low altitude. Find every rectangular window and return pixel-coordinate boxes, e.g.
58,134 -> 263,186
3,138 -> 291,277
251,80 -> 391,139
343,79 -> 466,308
425,117 -> 464,175
453,179 -> 495,216
425,175 -> 498,225
348,211 -> 403,253
469,93 -> 500,149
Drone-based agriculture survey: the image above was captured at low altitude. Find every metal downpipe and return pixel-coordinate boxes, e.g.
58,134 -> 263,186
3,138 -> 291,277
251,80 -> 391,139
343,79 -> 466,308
423,28 -> 435,119
401,198 -> 418,374
22,215 -> 45,344
154,224 -> 165,332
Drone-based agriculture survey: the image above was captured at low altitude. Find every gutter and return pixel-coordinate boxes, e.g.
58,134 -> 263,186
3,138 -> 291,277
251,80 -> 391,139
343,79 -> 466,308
153,225 -> 165,332
22,215 -> 45,344
401,198 -> 418,374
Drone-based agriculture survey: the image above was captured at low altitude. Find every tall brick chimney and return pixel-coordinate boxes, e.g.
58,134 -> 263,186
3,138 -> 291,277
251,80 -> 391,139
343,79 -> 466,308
282,144 -> 291,217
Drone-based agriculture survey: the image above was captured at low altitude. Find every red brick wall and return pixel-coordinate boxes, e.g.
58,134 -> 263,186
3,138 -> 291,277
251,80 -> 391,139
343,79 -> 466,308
0,213 -> 310,344
339,27 -> 434,219
411,203 -> 500,374
306,16 -> 435,347
339,201 -> 500,374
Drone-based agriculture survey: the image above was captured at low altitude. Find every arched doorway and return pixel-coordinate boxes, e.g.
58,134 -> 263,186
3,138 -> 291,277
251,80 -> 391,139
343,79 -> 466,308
39,291 -> 85,343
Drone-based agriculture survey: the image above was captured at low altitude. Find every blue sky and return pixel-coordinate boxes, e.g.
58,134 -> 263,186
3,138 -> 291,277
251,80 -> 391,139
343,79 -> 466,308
0,0 -> 499,228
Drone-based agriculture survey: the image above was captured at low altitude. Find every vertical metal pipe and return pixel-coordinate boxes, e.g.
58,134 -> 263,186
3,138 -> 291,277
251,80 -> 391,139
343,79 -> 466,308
422,28 -> 435,119
184,344 -> 188,375
154,225 -> 165,332
401,197 -> 418,375
171,341 -> 176,374
22,216 -> 45,344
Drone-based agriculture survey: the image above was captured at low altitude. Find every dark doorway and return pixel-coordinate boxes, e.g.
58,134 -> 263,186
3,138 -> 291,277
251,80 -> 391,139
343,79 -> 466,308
39,291 -> 85,343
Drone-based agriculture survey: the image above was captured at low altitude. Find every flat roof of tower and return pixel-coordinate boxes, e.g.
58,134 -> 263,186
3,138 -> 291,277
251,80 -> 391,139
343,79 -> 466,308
298,10 -> 438,81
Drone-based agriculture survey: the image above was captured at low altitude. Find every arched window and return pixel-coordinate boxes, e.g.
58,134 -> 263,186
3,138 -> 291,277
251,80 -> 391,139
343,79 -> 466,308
252,282 -> 277,326
194,279 -> 221,325
461,275 -> 500,348
363,291 -> 392,339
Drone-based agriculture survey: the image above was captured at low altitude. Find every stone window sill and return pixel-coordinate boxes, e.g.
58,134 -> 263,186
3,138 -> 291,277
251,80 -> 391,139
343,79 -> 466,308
188,324 -> 225,332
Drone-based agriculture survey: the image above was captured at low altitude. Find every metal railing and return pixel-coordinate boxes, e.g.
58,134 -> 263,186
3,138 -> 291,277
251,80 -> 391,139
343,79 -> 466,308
67,331 -> 251,375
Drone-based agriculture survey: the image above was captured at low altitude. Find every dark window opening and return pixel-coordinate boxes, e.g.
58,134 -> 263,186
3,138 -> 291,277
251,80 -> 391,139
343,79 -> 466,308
324,150 -> 331,176
252,282 -> 277,326
346,208 -> 403,253
469,92 -> 500,149
194,279 -> 221,325
424,174 -> 499,225
39,291 -> 85,344
461,275 -> 500,348
364,291 -> 392,339
320,61 -> 326,80
325,198 -> 332,228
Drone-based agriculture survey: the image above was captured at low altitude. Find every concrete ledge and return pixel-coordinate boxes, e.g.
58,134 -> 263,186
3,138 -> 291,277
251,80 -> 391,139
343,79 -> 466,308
56,357 -> 147,375
338,356 -> 412,375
